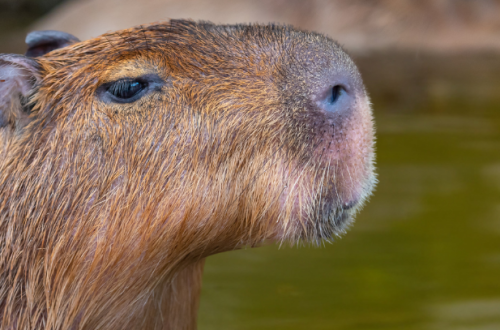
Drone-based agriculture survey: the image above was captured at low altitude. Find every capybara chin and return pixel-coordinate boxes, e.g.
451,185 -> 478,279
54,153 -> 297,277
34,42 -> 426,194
0,20 -> 375,330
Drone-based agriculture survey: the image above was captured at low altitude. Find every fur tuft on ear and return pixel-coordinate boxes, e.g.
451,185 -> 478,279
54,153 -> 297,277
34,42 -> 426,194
0,54 -> 41,129
25,30 -> 80,58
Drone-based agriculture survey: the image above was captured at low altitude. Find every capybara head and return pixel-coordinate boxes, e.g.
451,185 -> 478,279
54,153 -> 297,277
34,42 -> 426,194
0,20 -> 375,329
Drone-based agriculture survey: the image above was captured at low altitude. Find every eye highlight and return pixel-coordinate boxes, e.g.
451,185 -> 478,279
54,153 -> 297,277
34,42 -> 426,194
107,79 -> 147,101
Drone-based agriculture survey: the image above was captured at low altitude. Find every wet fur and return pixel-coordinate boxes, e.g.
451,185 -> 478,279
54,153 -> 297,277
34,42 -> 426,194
0,21 -> 375,329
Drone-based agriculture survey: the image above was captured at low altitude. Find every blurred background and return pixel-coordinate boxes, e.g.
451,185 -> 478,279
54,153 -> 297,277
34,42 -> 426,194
2,0 -> 500,329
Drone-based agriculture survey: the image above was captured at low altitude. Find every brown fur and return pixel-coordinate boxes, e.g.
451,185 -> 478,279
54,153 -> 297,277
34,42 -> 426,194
0,20 -> 375,329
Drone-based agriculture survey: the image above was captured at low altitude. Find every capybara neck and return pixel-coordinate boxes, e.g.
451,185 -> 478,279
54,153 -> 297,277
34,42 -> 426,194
0,20 -> 376,330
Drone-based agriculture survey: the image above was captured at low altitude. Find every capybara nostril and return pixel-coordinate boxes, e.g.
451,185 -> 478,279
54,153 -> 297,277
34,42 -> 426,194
315,83 -> 351,114
330,85 -> 344,104
0,21 -> 376,330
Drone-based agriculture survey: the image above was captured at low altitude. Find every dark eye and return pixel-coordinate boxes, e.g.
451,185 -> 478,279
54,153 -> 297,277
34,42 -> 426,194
330,85 -> 343,104
107,79 -> 147,101
97,74 -> 165,104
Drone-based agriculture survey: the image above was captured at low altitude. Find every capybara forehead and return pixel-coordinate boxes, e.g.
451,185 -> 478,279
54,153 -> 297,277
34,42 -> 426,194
37,20 -> 353,85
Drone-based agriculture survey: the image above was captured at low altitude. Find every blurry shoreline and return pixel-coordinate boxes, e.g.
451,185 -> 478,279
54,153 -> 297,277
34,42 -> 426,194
1,0 -> 499,113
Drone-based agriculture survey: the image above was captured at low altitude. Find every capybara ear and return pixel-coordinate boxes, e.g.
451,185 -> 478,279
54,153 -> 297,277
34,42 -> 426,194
25,30 -> 80,57
0,54 -> 41,129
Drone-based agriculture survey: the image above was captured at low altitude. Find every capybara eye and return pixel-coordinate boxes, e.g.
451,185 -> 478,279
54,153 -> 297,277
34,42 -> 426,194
107,79 -> 147,102
330,85 -> 344,104
97,74 -> 164,104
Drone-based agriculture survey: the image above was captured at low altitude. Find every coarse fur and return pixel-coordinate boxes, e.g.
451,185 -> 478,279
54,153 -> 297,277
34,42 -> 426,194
0,20 -> 376,330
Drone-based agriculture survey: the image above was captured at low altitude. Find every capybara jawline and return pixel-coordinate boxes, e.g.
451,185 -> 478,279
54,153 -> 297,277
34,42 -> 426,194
0,20 -> 375,330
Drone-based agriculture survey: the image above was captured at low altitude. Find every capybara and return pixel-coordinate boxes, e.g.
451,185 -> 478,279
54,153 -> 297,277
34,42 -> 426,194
0,20 -> 376,330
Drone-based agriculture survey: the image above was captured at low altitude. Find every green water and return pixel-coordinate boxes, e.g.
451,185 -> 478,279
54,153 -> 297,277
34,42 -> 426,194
198,54 -> 500,329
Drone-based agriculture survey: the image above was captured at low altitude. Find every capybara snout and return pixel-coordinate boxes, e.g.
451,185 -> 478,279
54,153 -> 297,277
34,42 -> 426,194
0,20 -> 375,329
